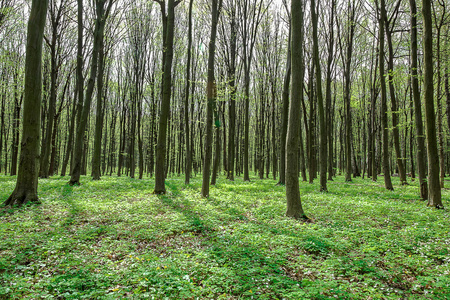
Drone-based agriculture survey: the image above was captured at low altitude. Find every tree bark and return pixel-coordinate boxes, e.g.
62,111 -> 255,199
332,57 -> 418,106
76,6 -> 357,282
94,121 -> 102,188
409,0 -> 427,199
201,0 -> 221,197
92,18 -> 106,180
184,0 -> 194,184
4,0 -> 49,206
310,0 -> 327,191
70,0 -> 111,185
286,0 -> 307,220
422,0 -> 443,208
278,30 -> 291,185
378,0 -> 393,191
154,0 -> 178,194
382,0 -> 407,185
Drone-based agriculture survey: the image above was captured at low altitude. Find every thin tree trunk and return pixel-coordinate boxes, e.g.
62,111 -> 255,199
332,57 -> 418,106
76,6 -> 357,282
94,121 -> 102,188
409,0 -> 427,199
278,30 -> 290,185
383,0 -> 406,185
184,0 -> 194,184
378,0 -> 393,190
201,0 -> 221,197
92,24 -> 106,180
310,0 -> 327,191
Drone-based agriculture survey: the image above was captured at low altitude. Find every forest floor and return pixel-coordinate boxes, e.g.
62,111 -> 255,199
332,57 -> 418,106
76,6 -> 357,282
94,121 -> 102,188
0,174 -> 449,299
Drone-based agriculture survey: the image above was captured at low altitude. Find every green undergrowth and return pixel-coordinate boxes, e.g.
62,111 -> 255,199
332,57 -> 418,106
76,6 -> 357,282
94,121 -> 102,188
0,174 -> 449,299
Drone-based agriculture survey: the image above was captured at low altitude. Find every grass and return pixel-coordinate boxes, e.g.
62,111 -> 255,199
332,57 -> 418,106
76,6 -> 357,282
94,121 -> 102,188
0,173 -> 449,299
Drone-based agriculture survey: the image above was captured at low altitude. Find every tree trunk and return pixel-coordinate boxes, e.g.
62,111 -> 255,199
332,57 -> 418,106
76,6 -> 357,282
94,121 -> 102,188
378,0 -> 393,191
10,71 -> 21,176
184,0 -> 194,184
278,30 -> 291,185
343,2 -> 356,182
70,0 -> 111,185
382,0 -> 407,185
286,0 -> 307,220
326,0 -> 335,181
91,23 -> 106,180
410,0 -> 427,199
154,0 -> 177,194
4,0 -> 48,206
422,0 -> 443,208
311,0 -> 327,191
201,0 -> 221,197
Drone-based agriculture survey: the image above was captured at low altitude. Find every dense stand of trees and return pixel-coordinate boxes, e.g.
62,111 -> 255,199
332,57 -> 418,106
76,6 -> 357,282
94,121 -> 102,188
1,0 -> 448,213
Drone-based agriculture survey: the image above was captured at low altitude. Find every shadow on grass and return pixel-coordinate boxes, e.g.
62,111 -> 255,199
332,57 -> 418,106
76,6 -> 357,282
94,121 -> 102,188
59,183 -> 83,227
152,181 -> 314,297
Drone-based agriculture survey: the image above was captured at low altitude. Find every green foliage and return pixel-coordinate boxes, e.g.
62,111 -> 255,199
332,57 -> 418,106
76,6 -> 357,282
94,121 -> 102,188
0,175 -> 449,299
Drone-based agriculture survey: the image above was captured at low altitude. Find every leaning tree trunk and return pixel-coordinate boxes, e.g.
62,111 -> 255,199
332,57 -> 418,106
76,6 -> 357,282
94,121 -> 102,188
286,0 -> 307,220
4,0 -> 49,206
422,0 -> 443,208
382,0 -> 407,186
70,0 -> 110,185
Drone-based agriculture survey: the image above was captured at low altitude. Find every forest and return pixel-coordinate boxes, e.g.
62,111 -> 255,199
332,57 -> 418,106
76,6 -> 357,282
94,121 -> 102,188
0,0 -> 449,298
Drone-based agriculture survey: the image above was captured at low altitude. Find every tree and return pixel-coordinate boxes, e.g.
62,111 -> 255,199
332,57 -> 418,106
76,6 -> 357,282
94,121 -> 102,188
310,0 -> 327,192
285,0 -> 307,220
278,3 -> 290,186
337,0 -> 358,182
409,0 -> 427,200
153,0 -> 181,194
378,0 -> 393,191
201,0 -> 223,198
184,0 -> 194,185
325,0 -> 335,182
69,0 -> 113,185
4,0 -> 49,206
220,0 -> 238,181
422,0 -> 443,208
382,0 -> 406,186
237,0 -> 267,181
39,0 -> 68,178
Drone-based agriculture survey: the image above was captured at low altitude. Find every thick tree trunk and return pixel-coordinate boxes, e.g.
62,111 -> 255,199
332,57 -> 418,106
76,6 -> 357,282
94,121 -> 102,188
423,0 -> 443,208
286,0 -> 307,220
154,0 -> 177,194
4,0 -> 48,206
